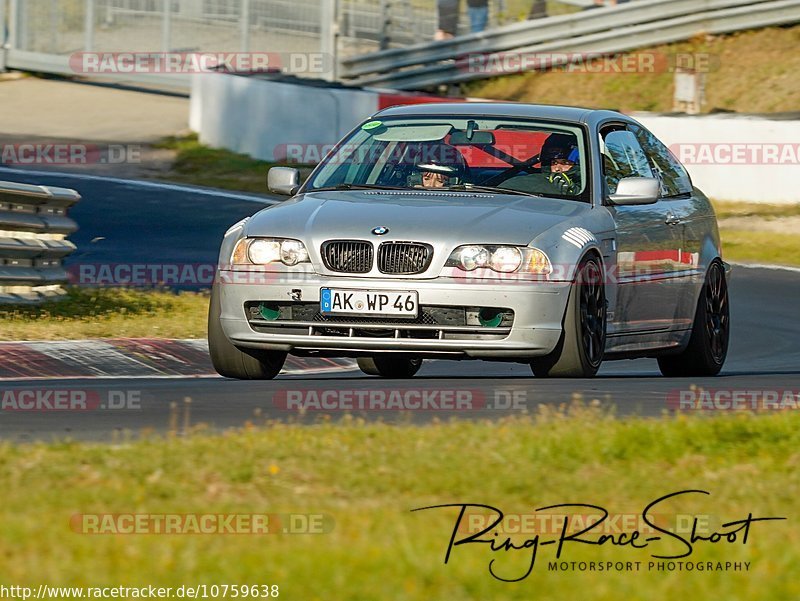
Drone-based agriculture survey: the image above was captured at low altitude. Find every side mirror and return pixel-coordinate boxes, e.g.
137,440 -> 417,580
608,177 -> 659,205
267,167 -> 300,196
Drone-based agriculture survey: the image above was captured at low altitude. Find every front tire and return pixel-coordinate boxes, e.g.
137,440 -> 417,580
208,282 -> 287,380
530,255 -> 606,378
658,261 -> 729,377
357,355 -> 422,378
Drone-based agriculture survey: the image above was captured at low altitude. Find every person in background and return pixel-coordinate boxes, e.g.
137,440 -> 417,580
435,0 -> 460,40
467,0 -> 489,33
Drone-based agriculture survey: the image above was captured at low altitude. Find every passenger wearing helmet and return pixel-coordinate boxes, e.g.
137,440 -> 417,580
410,142 -> 466,188
499,133 -> 582,196
542,140 -> 581,196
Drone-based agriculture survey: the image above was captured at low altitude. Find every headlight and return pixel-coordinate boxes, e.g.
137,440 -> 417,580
249,240 -> 282,264
280,239 -> 309,266
231,238 -> 310,266
446,245 -> 551,275
458,245 -> 490,271
489,246 -> 522,273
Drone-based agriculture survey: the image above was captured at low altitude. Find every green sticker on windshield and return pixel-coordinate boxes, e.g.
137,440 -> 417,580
362,120 -> 384,131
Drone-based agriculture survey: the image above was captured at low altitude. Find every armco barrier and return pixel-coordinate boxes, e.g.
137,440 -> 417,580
340,0 -> 800,89
0,180 -> 80,303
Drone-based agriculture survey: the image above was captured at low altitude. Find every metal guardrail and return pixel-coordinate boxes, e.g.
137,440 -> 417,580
340,0 -> 800,89
0,180 -> 80,303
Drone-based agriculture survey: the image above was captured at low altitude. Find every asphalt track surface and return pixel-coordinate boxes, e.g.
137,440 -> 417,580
1,168 -> 798,442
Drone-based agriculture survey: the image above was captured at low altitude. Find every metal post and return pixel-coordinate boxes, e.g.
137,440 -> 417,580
240,0 -> 250,53
84,0 -> 94,52
0,0 -> 7,71
49,0 -> 58,54
319,0 -> 338,81
9,0 -> 22,52
162,0 -> 172,52
379,0 -> 389,50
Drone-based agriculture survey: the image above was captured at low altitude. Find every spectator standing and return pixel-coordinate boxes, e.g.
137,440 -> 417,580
436,0 -> 460,40
467,0 -> 489,33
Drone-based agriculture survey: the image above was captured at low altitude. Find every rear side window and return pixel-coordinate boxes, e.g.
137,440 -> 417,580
630,124 -> 693,197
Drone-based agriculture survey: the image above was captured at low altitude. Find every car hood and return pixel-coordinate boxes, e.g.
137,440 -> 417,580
245,190 -> 590,246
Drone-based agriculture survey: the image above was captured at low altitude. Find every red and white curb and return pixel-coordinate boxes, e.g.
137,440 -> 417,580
0,339 -> 355,380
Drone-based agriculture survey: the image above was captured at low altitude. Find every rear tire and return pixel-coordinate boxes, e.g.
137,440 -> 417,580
658,261 -> 729,377
530,255 -> 606,378
357,355 -> 422,378
208,282 -> 287,380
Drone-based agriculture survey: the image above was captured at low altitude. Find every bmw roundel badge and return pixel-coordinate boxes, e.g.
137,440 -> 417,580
371,226 -> 389,235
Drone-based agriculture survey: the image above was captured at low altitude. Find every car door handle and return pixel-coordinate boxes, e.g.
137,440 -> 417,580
665,213 -> 682,226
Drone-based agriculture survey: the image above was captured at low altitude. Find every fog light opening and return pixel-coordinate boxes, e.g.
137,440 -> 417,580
258,302 -> 281,321
478,308 -> 503,328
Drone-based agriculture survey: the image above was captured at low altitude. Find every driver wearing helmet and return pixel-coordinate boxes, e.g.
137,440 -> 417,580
411,142 -> 466,188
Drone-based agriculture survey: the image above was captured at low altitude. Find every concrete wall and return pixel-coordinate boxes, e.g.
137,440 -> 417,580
190,74 -> 380,162
633,113 -> 800,204
190,74 -> 799,203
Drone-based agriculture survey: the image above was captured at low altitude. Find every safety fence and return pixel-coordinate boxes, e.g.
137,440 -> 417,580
0,180 -> 80,303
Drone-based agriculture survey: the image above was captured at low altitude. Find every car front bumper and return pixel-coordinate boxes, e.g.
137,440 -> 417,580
218,270 -> 571,359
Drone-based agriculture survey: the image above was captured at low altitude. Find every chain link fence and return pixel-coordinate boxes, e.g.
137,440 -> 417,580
4,0 -> 481,62
1,0 -> 566,85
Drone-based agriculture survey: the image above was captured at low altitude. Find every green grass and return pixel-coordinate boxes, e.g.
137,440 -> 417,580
712,200 -> 800,220
155,134 -> 314,195
717,230 -> 800,266
0,287 -> 209,340
0,408 -> 798,599
710,200 -> 800,266
466,25 -> 800,114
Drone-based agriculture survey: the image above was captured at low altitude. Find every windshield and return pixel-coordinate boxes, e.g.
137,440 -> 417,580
305,116 -> 589,201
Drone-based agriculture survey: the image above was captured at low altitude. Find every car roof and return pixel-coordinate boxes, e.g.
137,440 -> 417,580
374,102 -> 627,127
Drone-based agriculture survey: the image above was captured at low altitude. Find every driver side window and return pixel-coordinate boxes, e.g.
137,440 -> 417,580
599,126 -> 653,195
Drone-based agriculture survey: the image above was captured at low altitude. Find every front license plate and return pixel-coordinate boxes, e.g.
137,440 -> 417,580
320,288 -> 418,317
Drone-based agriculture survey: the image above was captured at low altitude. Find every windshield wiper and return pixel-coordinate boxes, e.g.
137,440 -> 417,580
310,183 -> 405,192
444,184 -> 543,197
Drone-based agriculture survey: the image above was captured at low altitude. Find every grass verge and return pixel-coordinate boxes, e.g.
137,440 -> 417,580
154,135 -> 314,195
0,408 -> 797,599
717,229 -> 800,266
466,25 -> 800,114
0,287 -> 209,340
711,200 -> 800,266
712,201 -> 800,220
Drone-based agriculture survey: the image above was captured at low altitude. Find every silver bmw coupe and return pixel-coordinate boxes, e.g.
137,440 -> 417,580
209,103 -> 730,379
